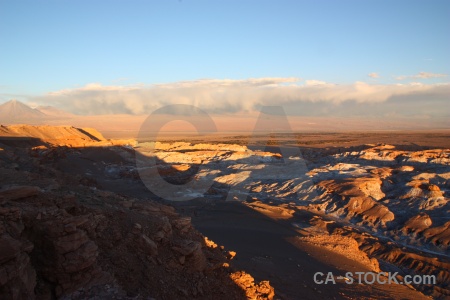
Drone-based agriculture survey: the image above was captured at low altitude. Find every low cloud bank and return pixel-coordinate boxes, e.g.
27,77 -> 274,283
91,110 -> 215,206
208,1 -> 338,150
32,78 -> 450,119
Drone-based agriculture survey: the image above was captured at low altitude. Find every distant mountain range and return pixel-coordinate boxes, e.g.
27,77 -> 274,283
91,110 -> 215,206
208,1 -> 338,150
0,100 -> 73,123
35,105 -> 75,118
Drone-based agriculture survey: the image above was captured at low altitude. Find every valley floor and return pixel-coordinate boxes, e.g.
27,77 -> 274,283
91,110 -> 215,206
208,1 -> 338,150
1,127 -> 449,299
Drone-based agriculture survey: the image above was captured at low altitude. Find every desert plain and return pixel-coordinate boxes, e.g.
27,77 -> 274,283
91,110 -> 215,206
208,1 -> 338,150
0,123 -> 449,300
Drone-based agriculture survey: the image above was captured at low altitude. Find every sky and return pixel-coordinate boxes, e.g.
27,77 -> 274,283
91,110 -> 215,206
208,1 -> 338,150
0,0 -> 449,123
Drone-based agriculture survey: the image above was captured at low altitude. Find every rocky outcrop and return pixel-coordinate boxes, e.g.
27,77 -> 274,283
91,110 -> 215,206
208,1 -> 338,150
230,271 -> 274,300
305,144 -> 449,250
0,125 -> 135,147
0,173 -> 272,299
403,213 -> 433,234
298,234 -> 380,272
0,207 -> 36,300
314,177 -> 394,227
422,221 -> 450,247
1,128 -> 448,299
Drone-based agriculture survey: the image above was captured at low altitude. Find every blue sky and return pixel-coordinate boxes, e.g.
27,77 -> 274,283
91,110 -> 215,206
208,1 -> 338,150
0,0 -> 449,121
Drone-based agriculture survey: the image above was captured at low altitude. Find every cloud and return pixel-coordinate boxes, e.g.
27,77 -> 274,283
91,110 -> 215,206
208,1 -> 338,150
31,78 -> 450,118
368,72 -> 379,78
396,72 -> 448,80
155,77 -> 301,88
305,80 -> 330,86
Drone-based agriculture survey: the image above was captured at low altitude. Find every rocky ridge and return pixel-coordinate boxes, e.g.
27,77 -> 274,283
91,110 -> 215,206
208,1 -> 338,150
0,126 -> 274,300
132,141 -> 449,297
1,125 -> 449,298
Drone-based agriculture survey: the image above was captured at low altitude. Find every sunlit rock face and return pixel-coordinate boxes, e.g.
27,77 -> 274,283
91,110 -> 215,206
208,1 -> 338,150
135,142 -> 448,252
1,125 -> 448,298
0,126 -> 273,299
131,141 -> 449,297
